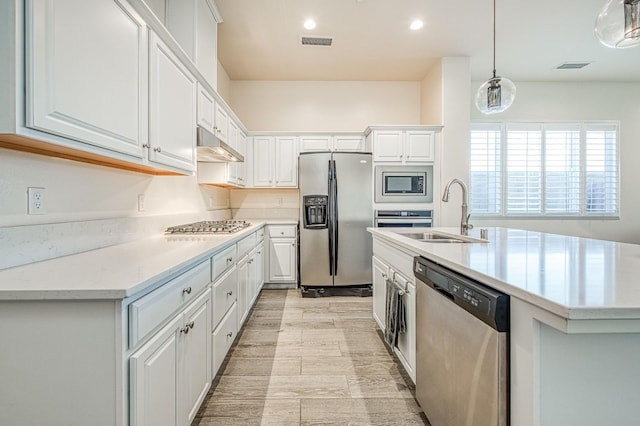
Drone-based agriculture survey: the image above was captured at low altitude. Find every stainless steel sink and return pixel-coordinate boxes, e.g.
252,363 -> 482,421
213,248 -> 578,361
393,231 -> 487,244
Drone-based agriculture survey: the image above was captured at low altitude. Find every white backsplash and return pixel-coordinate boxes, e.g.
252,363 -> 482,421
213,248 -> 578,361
0,210 -> 231,270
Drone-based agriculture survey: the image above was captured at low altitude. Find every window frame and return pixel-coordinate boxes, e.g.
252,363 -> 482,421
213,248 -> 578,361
469,120 -> 620,220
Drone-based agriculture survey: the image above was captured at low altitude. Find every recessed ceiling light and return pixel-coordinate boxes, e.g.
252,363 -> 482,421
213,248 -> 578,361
410,19 -> 424,31
304,19 -> 316,30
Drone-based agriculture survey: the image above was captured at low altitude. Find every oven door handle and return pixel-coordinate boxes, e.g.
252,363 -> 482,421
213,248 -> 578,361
375,218 -> 433,225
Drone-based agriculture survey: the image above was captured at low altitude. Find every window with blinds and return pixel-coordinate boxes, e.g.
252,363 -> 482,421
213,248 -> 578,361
470,122 -> 619,218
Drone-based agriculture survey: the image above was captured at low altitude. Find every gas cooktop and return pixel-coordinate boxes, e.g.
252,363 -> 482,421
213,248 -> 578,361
165,220 -> 251,234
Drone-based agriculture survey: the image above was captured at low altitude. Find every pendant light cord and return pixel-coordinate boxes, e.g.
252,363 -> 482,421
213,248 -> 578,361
492,0 -> 496,78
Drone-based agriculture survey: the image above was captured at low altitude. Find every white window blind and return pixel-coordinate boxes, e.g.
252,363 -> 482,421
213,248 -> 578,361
470,122 -> 619,218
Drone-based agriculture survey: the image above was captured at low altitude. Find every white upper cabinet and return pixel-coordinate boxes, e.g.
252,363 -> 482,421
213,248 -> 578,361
196,84 -> 215,132
370,127 -> 438,164
253,136 -> 275,187
26,0 -> 148,159
404,130 -> 435,163
299,135 -> 332,152
214,102 -> 229,142
275,136 -> 298,187
299,134 -> 367,153
253,136 -> 298,188
194,0 -> 218,88
149,32 -> 197,173
165,0 -> 219,89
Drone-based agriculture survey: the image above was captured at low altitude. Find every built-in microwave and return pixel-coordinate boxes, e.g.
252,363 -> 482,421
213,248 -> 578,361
375,166 -> 433,203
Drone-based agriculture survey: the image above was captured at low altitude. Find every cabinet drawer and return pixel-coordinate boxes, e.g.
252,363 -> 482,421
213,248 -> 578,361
237,232 -> 256,259
212,302 -> 238,375
268,225 -> 296,238
212,266 -> 237,328
212,244 -> 236,281
256,227 -> 265,243
129,260 -> 211,347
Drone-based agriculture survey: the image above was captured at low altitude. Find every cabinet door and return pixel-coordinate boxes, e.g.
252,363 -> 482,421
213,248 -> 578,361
226,121 -> 239,184
372,130 -> 403,162
393,276 -> 416,383
196,85 -> 215,132
372,256 -> 388,331
130,315 -> 181,426
235,132 -> 247,186
195,0 -> 218,88
149,32 -> 197,173
299,135 -> 332,152
255,243 -> 265,293
27,0 -> 147,158
165,0 -> 196,59
405,130 -> 435,163
180,290 -> 212,425
237,257 -> 249,326
253,136 -> 274,187
268,238 -> 296,282
275,136 -> 298,187
214,103 -> 229,142
334,135 -> 365,152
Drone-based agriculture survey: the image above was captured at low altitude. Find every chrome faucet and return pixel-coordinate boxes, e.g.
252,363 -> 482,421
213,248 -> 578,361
442,178 -> 473,235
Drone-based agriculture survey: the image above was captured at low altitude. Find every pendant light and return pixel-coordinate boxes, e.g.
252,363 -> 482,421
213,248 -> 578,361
595,0 -> 640,48
474,0 -> 516,115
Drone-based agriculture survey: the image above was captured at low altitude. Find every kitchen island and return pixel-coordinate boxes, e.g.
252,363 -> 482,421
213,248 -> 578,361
369,226 -> 640,426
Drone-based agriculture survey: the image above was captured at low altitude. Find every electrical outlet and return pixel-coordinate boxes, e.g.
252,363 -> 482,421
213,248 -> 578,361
27,187 -> 46,215
137,194 -> 145,212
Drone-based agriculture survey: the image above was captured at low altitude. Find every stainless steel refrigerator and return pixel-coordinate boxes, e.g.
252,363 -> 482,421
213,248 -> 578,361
298,152 -> 373,288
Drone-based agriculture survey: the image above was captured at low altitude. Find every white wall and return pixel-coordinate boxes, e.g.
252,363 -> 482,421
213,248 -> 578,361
230,188 -> 299,219
420,60 -> 443,125
438,58 -> 472,228
229,80 -> 421,131
0,148 -> 230,227
469,81 -> 640,244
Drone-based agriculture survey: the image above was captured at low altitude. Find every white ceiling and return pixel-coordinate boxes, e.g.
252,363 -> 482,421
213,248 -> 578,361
215,0 -> 640,83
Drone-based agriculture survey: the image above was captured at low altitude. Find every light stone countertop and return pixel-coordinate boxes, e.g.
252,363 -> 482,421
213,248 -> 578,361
369,226 -> 640,321
0,220 -> 298,301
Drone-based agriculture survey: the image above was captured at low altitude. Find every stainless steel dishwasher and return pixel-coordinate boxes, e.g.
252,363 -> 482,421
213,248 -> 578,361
414,256 -> 510,426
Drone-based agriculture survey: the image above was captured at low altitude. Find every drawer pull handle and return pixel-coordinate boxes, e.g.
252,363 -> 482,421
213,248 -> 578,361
187,321 -> 195,329
226,290 -> 233,297
154,146 -> 162,153
182,287 -> 192,295
226,257 -> 233,263
257,251 -> 261,254
180,326 -> 189,334
226,332 -> 233,338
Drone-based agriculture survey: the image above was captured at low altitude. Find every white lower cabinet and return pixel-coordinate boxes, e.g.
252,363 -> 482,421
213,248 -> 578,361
130,288 -> 211,426
266,225 -> 297,283
371,240 -> 417,383
237,254 -> 249,326
372,255 -> 388,330
248,243 -> 265,306
212,302 -> 238,375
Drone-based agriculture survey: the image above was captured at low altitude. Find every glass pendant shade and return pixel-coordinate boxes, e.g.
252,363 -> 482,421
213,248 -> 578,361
475,76 -> 516,115
595,0 -> 640,48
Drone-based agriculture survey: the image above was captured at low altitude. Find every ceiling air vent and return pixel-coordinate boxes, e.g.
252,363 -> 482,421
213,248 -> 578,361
555,62 -> 592,70
300,36 -> 333,46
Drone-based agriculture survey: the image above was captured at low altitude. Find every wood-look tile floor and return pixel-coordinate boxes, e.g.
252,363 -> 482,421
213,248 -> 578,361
193,289 -> 429,425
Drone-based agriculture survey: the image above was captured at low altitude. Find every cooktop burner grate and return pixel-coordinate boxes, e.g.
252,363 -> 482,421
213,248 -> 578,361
165,220 -> 251,234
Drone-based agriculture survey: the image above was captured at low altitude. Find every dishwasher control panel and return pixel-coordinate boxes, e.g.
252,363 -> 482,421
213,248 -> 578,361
414,256 -> 509,332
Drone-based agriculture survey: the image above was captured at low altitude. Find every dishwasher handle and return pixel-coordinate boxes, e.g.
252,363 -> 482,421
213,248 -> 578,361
433,282 -> 454,301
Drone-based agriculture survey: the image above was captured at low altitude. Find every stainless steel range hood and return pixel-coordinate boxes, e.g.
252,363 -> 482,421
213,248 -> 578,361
196,126 -> 244,162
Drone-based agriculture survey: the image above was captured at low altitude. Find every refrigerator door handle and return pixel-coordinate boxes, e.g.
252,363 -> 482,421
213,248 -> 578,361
328,159 -> 336,276
328,160 -> 338,276
331,159 -> 339,276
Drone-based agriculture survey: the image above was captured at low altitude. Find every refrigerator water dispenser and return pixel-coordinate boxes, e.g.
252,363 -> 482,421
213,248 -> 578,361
303,195 -> 328,229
